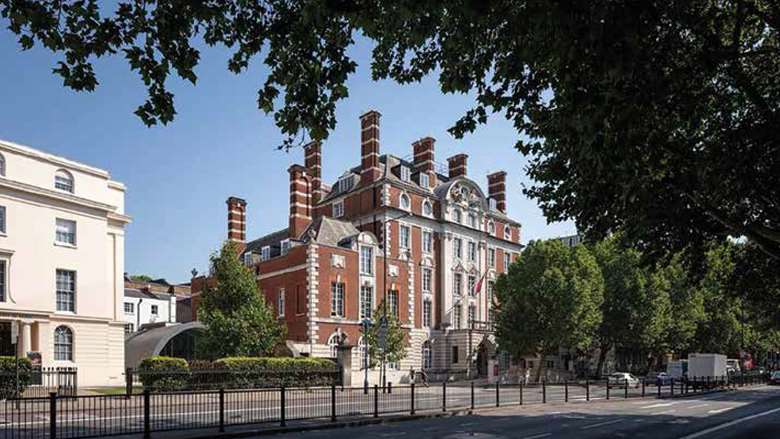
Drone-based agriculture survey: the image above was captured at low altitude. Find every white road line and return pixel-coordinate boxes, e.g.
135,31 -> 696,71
707,407 -> 734,414
685,404 -> 710,410
678,406 -> 780,439
523,433 -> 551,439
652,409 -> 676,416
581,419 -> 623,430
640,402 -> 679,409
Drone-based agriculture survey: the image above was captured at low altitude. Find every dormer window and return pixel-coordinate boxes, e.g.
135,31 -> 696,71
422,200 -> 433,217
281,239 -> 291,255
333,200 -> 344,218
338,175 -> 354,193
261,246 -> 271,260
419,173 -> 430,188
489,198 -> 498,210
400,166 -> 411,182
453,209 -> 462,223
400,193 -> 411,211
55,169 -> 74,193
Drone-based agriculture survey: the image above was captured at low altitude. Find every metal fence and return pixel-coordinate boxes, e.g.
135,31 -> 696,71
0,368 -> 77,399
0,374 -> 767,439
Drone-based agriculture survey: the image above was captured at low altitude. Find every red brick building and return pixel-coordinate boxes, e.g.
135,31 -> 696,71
191,110 -> 524,383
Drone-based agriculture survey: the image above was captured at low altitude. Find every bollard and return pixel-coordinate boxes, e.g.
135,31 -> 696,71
586,379 -> 590,401
411,383 -> 416,415
624,379 -> 628,399
388,382 -> 392,394
374,385 -> 379,418
657,380 -> 661,398
443,381 -> 447,412
50,392 -> 58,439
280,386 -> 287,427
496,381 -> 500,407
564,380 -> 568,403
520,381 -> 524,405
331,385 -> 336,422
219,388 -> 225,432
670,378 -> 674,397
543,380 -> 547,403
642,379 -> 645,397
125,368 -> 133,398
471,381 -> 475,410
143,389 -> 151,439
606,379 -> 610,400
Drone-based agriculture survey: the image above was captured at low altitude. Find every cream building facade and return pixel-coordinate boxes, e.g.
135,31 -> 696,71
0,139 -> 130,386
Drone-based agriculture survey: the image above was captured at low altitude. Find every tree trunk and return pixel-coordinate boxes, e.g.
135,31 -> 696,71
595,343 -> 610,379
535,351 -> 547,383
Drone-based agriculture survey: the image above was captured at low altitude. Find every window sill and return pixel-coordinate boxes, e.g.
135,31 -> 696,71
54,242 -> 77,249
54,311 -> 76,316
0,232 -> 7,238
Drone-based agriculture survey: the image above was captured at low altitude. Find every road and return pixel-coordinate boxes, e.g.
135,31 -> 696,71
273,386 -> 780,439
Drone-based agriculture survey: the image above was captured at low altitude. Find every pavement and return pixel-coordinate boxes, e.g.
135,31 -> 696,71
269,386 -> 780,439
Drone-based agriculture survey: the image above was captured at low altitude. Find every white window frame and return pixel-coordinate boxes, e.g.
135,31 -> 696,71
360,285 -> 373,319
422,342 -> 432,368
453,208 -> 462,223
328,333 -> 340,358
124,323 -> 134,334
468,304 -> 476,324
360,246 -> 374,275
422,200 -> 433,217
488,247 -> 496,268
55,218 -> 77,246
0,205 -> 6,235
453,237 -> 462,260
400,193 -> 411,211
488,221 -> 495,235
261,246 -> 271,260
55,169 -> 74,193
452,304 -> 462,329
333,200 -> 344,218
124,302 -> 134,315
422,268 -> 432,293
422,230 -> 433,254
423,300 -> 432,328
419,173 -> 430,189
467,241 -> 476,262
277,288 -> 285,317
331,282 -> 345,317
469,213 -> 477,228
151,304 -> 158,316
56,269 -> 76,312
399,224 -> 411,249
504,225 -> 512,240
0,259 -> 7,303
388,289 -> 399,318
504,253 -> 511,273
400,166 -> 411,182
453,272 -> 462,297
281,239 -> 291,255
468,275 -> 476,296
54,325 -> 73,361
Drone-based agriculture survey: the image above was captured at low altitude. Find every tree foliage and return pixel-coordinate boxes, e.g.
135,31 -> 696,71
2,1 -> 777,255
495,239 -> 603,380
363,300 -> 408,369
197,241 -> 285,360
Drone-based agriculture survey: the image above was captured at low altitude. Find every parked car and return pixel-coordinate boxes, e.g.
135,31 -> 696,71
608,372 -> 640,387
652,372 -> 673,385
769,371 -> 780,385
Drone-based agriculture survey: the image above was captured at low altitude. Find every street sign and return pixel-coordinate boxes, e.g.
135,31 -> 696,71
10,321 -> 18,345
378,326 -> 388,347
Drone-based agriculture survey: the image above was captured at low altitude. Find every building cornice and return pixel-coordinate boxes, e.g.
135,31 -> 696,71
0,139 -> 110,179
0,176 -> 128,219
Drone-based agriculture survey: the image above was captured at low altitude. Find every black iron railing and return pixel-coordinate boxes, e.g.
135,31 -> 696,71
0,367 -> 77,399
0,374 -> 767,439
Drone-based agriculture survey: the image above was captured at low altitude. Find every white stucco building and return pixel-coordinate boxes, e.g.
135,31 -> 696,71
0,139 -> 130,386
123,278 -> 182,334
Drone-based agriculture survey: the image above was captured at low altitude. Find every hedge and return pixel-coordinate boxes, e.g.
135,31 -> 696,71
137,356 -> 190,391
214,357 -> 339,388
0,356 -> 32,399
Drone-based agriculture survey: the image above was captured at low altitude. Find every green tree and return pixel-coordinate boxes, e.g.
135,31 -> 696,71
197,241 -> 285,360
363,300 -> 408,370
495,240 -> 603,381
591,237 -> 671,376
3,1 -> 777,254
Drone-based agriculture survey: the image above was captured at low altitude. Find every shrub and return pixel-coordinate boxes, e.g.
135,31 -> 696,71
137,356 -> 190,391
214,357 -> 338,388
0,356 -> 32,399
187,360 -> 229,390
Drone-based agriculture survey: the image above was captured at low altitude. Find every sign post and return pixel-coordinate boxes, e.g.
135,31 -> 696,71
11,321 -> 19,405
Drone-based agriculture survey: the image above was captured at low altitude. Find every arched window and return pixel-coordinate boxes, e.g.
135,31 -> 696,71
488,221 -> 495,235
54,326 -> 73,361
400,193 -> 411,210
422,341 -> 433,369
55,169 -> 74,193
504,225 -> 512,240
0,153 -> 5,177
453,209 -> 462,223
422,200 -> 433,217
358,336 -> 369,370
327,333 -> 340,359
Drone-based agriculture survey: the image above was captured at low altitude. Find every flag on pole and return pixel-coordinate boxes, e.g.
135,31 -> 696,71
472,271 -> 488,296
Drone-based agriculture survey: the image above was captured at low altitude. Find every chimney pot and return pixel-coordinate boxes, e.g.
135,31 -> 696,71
288,164 -> 312,239
447,153 -> 469,178
226,197 -> 247,246
360,110 -> 382,184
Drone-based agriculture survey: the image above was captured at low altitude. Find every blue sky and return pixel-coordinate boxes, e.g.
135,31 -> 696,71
0,32 -> 575,283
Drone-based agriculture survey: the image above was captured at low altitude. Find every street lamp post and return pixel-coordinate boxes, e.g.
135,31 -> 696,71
361,318 -> 372,392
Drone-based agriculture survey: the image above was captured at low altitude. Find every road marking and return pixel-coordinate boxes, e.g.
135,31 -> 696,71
640,402 -> 678,409
581,419 -> 623,430
707,407 -> 734,414
652,409 -> 676,416
522,433 -> 551,439
678,406 -> 780,439
685,404 -> 710,410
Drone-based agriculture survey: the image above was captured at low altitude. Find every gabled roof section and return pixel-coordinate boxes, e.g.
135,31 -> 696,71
244,227 -> 289,255
301,216 -> 360,247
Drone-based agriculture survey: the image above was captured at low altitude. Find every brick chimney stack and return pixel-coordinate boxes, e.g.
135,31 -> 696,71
413,137 -> 435,187
304,141 -> 322,204
288,164 -> 312,239
227,197 -> 247,253
448,154 -> 468,178
360,110 -> 382,184
487,171 -> 507,213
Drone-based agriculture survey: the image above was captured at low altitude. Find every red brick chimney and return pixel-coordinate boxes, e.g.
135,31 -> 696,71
487,171 -> 507,213
304,141 -> 322,204
360,110 -> 382,185
227,197 -> 247,253
288,164 -> 312,239
448,154 -> 468,178
413,137 -> 435,187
